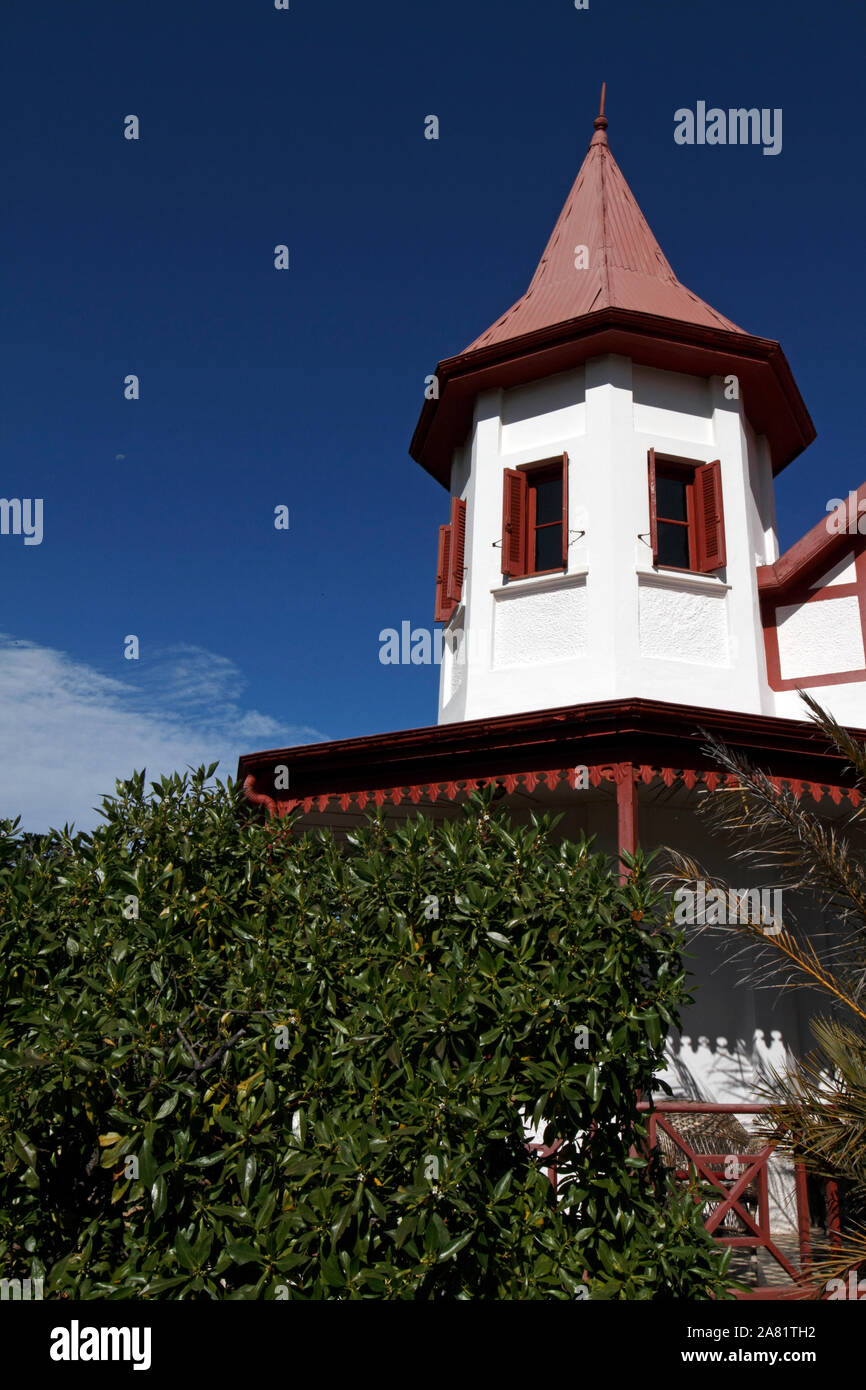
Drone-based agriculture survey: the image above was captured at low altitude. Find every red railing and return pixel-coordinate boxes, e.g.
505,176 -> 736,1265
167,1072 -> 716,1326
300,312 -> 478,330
529,1103 -> 843,1299
638,1101 -> 841,1299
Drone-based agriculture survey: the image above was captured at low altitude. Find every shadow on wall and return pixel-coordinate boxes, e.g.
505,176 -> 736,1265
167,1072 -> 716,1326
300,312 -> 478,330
658,1028 -> 791,1103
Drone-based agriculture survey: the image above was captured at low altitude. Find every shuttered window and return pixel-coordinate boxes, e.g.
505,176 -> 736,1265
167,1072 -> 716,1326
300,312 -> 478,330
501,454 -> 568,579
502,469 -> 526,576
446,496 -> 466,603
434,497 -> 467,621
648,450 -> 725,574
434,524 -> 455,621
694,460 -> 726,571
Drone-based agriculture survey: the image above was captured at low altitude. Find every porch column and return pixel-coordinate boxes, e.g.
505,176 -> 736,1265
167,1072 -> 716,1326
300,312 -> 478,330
615,761 -> 638,882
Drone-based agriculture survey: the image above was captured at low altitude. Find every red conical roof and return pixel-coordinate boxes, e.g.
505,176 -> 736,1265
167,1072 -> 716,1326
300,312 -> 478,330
465,113 -> 742,352
410,99 -> 814,486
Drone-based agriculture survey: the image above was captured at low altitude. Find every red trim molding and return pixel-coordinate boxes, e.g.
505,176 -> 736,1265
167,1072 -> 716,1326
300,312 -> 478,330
243,762 -> 862,822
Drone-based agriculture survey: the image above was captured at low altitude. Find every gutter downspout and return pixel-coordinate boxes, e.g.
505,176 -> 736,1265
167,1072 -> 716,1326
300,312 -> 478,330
242,774 -> 277,819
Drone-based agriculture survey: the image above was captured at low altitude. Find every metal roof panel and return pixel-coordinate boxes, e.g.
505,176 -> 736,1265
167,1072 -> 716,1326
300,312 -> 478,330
464,116 -> 742,353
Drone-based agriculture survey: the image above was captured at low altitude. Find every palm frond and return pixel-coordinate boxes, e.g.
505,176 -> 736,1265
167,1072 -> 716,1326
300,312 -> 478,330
747,1020 -> 866,1196
654,855 -> 866,1019
798,689 -> 866,793
808,1227 -> 866,1288
695,735 -> 866,933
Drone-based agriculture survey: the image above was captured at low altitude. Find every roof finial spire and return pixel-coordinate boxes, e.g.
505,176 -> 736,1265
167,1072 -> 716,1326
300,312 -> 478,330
594,82 -> 608,131
590,83 -> 609,147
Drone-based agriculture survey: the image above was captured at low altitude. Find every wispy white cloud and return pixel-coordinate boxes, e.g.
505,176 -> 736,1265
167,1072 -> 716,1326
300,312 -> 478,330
0,636 -> 325,832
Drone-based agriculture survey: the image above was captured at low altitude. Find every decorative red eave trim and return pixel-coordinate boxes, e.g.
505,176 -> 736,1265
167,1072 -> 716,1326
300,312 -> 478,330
240,763 -> 863,824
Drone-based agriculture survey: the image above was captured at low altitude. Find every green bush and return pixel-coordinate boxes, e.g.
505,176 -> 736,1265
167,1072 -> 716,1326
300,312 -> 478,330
0,769 -> 732,1299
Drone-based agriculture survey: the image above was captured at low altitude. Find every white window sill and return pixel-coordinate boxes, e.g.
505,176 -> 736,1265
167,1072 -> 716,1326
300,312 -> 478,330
637,566 -> 730,594
491,568 -> 588,597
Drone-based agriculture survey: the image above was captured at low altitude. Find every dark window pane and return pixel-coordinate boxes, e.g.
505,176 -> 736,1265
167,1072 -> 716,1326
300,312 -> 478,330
657,521 -> 690,568
656,475 -> 687,522
534,523 -> 562,571
534,477 -> 562,525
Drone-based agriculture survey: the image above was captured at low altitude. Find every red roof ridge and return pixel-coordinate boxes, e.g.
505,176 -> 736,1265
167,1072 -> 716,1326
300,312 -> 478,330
598,125 -> 611,307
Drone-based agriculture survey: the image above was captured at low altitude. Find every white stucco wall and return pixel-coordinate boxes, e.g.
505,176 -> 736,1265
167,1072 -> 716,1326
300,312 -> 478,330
772,676 -> 866,725
776,596 -> 865,679
637,572 -> 729,666
492,574 -> 588,669
438,357 -> 782,723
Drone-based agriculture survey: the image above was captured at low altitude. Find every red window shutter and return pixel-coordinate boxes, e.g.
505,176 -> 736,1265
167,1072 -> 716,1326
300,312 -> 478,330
695,459 -> 726,572
434,524 -> 456,621
647,448 -> 659,565
560,452 -> 569,568
501,468 -> 527,577
446,497 -> 466,604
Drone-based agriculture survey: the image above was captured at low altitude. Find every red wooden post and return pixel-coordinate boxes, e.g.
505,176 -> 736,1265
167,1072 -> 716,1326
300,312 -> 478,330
616,762 -> 638,882
794,1158 -> 812,1274
826,1179 -> 841,1250
757,1155 -> 770,1246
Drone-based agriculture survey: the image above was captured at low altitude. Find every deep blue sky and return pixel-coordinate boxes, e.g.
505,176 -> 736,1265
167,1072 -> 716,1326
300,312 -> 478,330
2,0 -> 864,829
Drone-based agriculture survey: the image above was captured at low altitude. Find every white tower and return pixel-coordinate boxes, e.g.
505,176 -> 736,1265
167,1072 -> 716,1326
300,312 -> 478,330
411,104 -> 819,726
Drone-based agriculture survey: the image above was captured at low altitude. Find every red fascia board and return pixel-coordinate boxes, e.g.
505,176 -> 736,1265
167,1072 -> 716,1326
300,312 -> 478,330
411,310 -> 815,489
238,697 -> 864,801
758,483 -> 866,599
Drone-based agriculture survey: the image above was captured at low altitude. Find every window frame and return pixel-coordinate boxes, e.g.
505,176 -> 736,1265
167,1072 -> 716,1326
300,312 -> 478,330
648,449 -> 726,575
502,452 -> 569,580
652,455 -> 699,572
